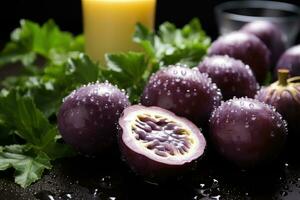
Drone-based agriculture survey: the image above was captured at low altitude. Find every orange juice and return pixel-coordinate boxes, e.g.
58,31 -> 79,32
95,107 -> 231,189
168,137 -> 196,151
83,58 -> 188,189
82,0 -> 156,63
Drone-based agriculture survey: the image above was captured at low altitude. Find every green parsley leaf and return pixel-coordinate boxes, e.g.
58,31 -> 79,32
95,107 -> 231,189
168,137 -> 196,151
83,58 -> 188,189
0,19 -> 84,68
134,18 -> 210,67
0,91 -> 74,187
1,52 -> 100,117
0,145 -> 52,188
103,52 -> 157,102
0,91 -> 55,146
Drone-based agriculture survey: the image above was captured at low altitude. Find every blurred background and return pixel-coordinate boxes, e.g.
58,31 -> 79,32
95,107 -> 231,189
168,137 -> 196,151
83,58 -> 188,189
0,0 -> 300,45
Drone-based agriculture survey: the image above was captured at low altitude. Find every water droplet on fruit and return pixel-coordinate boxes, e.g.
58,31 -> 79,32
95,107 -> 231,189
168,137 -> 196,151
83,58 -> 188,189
245,122 -> 249,129
185,93 -> 191,98
270,131 -> 275,137
277,123 -> 282,128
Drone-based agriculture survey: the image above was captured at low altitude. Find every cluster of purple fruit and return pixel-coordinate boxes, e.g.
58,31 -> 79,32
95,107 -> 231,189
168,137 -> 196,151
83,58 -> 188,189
58,20 -> 300,181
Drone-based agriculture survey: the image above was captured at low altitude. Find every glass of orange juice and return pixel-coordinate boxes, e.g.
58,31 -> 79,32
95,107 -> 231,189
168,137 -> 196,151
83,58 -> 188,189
82,0 -> 156,63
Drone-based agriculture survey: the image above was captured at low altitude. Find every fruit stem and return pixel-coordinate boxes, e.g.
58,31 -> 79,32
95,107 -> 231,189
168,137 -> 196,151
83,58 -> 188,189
278,69 -> 289,86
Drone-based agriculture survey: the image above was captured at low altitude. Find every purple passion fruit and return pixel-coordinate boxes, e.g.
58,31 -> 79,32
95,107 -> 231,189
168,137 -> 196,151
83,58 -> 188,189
275,45 -> 300,78
256,69 -> 300,137
118,105 -> 206,180
241,21 -> 285,67
208,32 -> 270,84
209,98 -> 287,168
58,82 -> 130,155
141,64 -> 222,128
197,55 -> 258,100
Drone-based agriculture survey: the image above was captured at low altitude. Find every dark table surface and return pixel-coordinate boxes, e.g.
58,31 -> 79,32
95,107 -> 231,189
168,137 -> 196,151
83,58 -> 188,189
0,146 -> 300,200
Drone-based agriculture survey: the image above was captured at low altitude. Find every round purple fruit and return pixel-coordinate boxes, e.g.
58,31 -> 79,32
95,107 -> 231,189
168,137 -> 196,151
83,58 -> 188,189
275,45 -> 300,78
209,97 -> 287,168
241,21 -> 286,67
58,81 -> 130,155
256,69 -> 300,137
197,55 -> 258,100
141,64 -> 222,128
208,32 -> 271,84
118,105 -> 206,180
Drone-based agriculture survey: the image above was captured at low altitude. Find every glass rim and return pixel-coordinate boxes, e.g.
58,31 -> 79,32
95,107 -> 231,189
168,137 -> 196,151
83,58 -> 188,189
215,0 -> 300,22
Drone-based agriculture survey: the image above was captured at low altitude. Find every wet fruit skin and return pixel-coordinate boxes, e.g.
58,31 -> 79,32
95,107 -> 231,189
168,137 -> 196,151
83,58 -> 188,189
209,98 -> 287,168
197,55 -> 258,100
275,45 -> 300,78
141,64 -> 222,128
241,21 -> 286,68
208,32 -> 271,84
58,82 -> 130,155
256,69 -> 300,139
118,105 -> 206,180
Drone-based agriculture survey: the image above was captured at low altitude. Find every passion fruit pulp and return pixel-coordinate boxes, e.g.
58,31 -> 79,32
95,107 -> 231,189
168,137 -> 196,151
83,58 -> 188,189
256,69 -> 300,138
118,105 -> 206,181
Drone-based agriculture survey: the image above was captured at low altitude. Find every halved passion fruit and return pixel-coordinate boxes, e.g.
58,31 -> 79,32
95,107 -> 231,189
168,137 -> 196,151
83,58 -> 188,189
118,105 -> 206,181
